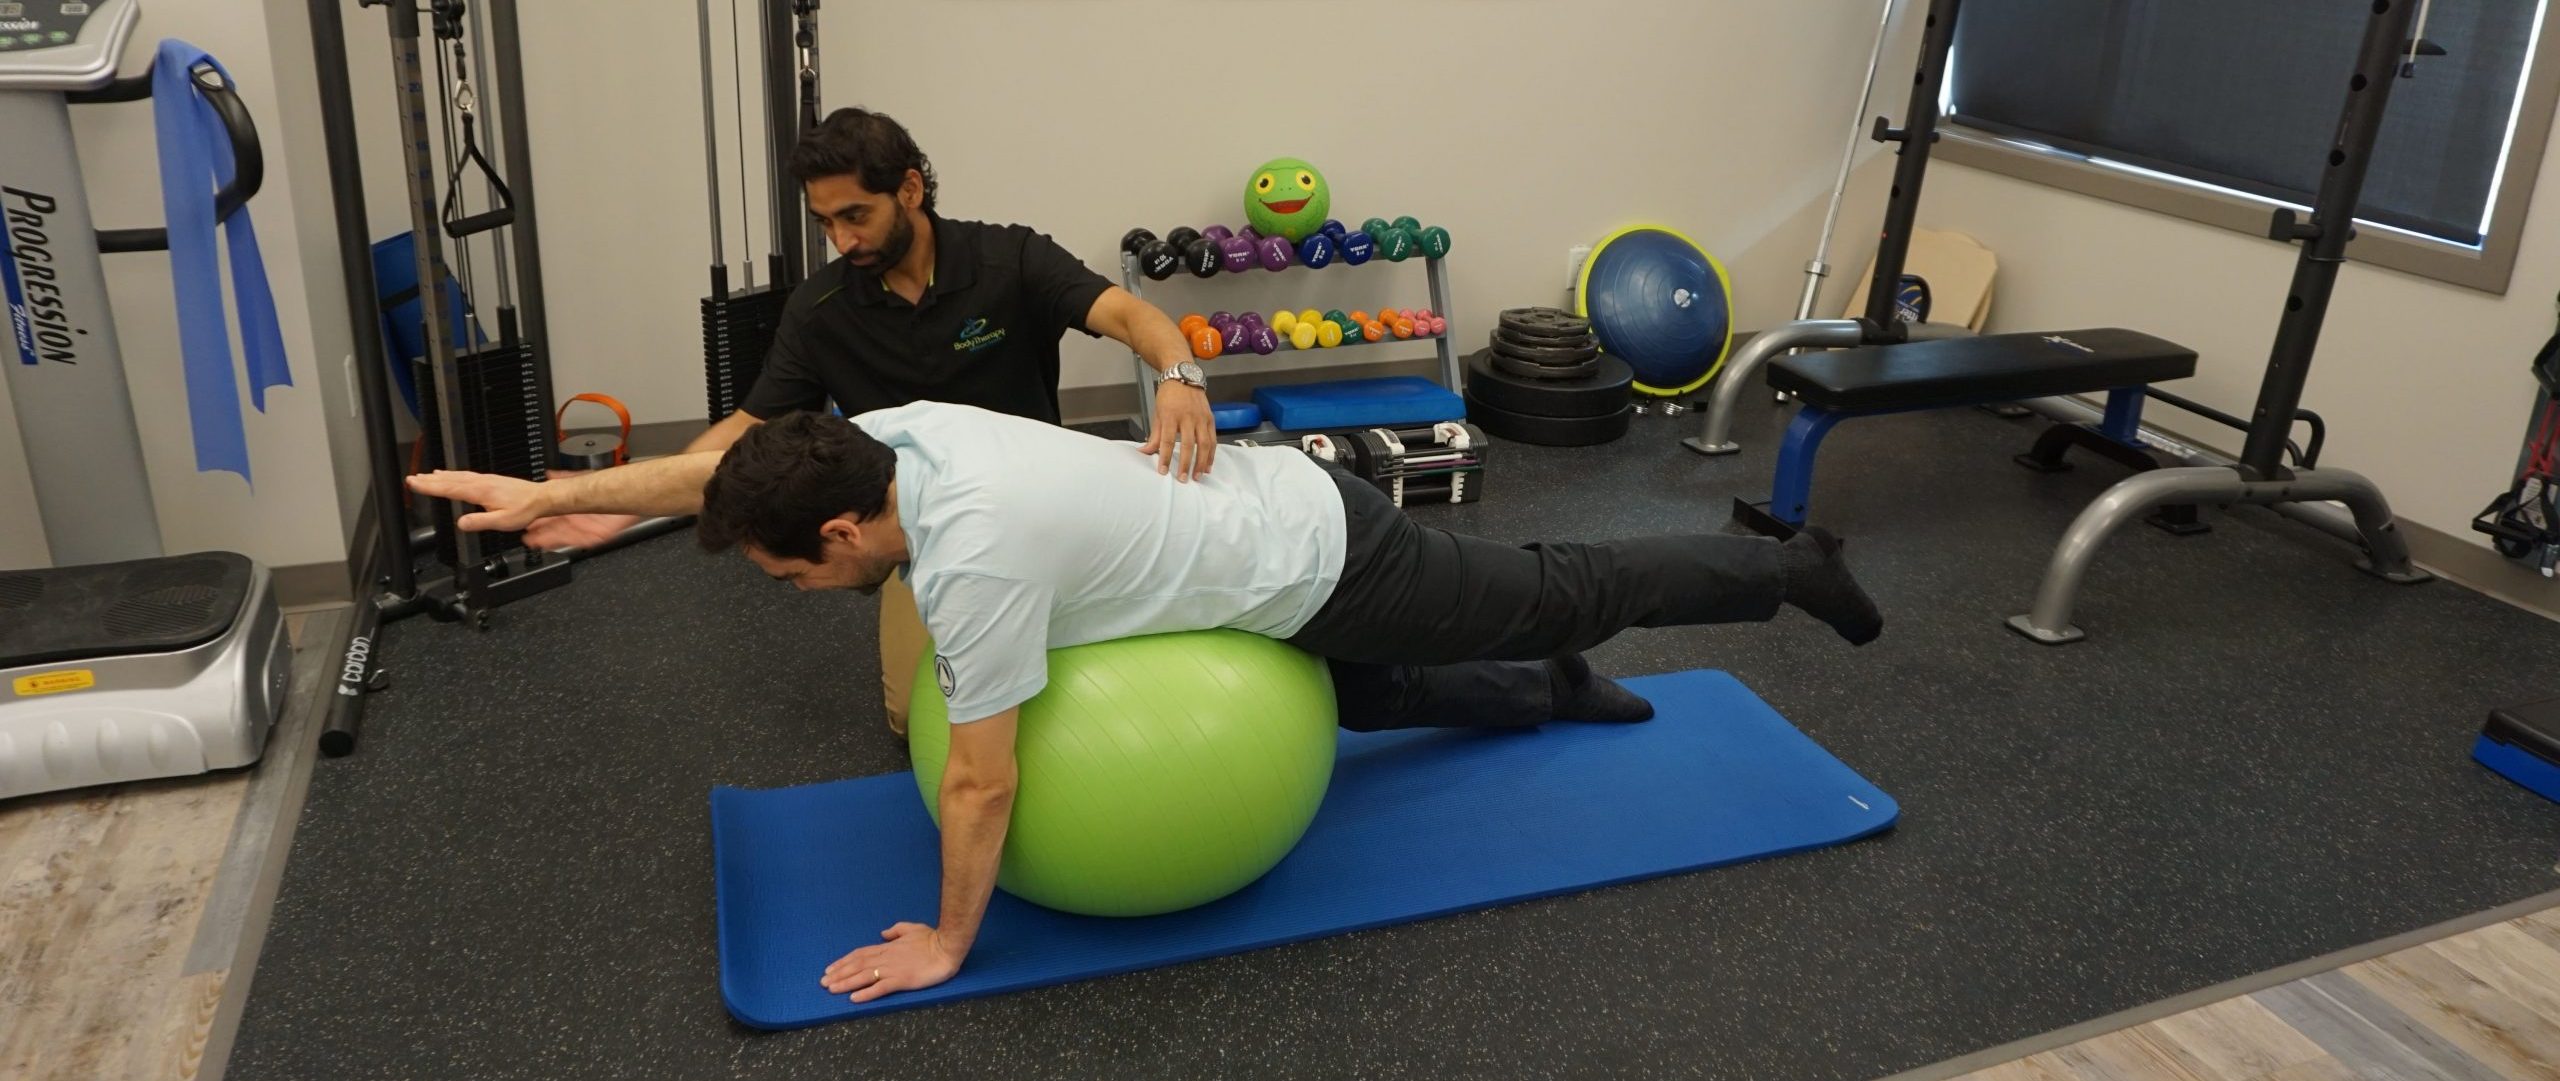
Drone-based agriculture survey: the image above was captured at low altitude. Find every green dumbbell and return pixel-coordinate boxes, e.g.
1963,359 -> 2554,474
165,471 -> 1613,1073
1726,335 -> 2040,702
1418,225 -> 1452,259
1390,215 -> 1422,235
1380,227 -> 1416,262
1324,308 -> 1351,328
1360,217 -> 1392,239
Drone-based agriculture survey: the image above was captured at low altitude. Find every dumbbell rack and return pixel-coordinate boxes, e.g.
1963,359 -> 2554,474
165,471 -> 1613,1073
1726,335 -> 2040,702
1115,251 -> 1464,444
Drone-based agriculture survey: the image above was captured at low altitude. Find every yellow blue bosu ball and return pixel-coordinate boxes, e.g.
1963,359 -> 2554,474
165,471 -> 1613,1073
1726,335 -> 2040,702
906,630 -> 1339,917
1576,225 -> 1735,397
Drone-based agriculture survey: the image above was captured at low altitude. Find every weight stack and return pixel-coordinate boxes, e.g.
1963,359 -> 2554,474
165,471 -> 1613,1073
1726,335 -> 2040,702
414,342 -> 550,562
704,286 -> 791,423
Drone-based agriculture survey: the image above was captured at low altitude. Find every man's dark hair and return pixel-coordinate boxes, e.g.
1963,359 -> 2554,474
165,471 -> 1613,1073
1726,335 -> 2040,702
790,107 -> 937,214
697,412 -> 897,562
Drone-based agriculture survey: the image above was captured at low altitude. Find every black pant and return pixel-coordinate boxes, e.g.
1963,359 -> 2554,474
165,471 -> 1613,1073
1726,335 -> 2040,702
1284,465 -> 1786,731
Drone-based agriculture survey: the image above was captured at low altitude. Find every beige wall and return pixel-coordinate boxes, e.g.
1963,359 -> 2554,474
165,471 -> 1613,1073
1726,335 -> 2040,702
1,0 -> 358,571
23,0 -> 2548,572
9,0 -> 1903,573
478,0 -> 1913,425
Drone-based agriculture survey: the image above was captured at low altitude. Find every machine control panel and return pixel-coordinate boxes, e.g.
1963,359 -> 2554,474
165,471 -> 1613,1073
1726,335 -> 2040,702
0,0 -> 132,89
0,2 -> 101,52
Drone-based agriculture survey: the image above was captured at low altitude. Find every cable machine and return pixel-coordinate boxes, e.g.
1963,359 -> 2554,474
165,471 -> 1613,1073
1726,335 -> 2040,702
304,0 -> 821,754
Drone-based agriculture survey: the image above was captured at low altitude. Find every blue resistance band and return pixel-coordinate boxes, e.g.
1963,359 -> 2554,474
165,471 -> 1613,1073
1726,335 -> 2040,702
154,40 -> 290,484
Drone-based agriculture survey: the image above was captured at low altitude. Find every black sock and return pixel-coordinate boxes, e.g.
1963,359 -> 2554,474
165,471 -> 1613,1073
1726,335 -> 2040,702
1777,527 -> 1883,645
1548,654 -> 1656,723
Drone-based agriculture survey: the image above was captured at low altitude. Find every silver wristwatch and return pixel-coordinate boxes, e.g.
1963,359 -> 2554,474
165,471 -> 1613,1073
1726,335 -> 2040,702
1159,359 -> 1207,390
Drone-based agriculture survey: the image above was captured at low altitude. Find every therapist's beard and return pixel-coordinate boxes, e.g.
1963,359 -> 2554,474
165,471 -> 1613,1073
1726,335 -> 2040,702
857,211 -> 915,271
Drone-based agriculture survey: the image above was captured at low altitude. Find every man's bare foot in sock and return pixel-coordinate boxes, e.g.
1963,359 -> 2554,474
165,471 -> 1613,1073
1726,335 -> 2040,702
1549,654 -> 1655,723
1778,526 -> 1883,645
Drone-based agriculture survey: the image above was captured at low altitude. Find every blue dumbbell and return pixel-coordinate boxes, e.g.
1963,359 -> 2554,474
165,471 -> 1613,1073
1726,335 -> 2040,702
1298,233 -> 1336,270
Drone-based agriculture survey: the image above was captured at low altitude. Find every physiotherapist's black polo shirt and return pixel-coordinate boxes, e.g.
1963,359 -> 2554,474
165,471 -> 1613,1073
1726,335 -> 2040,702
739,215 -> 1115,424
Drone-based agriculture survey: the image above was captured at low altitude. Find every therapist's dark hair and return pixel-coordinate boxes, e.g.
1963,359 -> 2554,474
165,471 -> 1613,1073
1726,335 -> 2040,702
790,107 -> 937,214
696,411 -> 895,563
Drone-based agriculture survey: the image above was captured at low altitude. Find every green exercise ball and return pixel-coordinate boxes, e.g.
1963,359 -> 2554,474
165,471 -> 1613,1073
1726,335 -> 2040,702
1243,157 -> 1332,243
907,629 -> 1338,917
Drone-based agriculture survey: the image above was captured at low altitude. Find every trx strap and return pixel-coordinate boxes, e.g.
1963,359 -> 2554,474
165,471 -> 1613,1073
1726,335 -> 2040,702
155,41 -> 290,484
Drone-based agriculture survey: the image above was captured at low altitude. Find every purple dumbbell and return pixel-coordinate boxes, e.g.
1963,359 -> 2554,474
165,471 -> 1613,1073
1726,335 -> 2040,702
1222,320 -> 1252,354
1256,235 -> 1294,271
1219,236 -> 1257,273
1239,311 -> 1265,328
1202,224 -> 1234,243
1207,311 -> 1237,333
1247,326 -> 1279,355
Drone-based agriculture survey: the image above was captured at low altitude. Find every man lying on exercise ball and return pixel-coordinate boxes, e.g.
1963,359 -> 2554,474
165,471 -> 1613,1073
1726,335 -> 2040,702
406,404 -> 1883,1003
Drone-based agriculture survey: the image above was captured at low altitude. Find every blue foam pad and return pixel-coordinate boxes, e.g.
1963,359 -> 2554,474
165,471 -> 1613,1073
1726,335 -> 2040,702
1211,400 -> 1263,432
2475,733 -> 2560,804
1251,376 -> 1464,431
709,669 -> 1895,1029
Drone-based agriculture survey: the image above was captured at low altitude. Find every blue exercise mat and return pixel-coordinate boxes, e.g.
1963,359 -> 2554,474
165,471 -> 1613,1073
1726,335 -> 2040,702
708,668 -> 1896,1029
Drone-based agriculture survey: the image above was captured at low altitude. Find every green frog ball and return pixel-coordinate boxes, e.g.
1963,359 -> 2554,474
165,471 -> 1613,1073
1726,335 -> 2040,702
1244,158 -> 1331,244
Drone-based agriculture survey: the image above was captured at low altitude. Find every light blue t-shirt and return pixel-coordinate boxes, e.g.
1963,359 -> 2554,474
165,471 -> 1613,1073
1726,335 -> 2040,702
858,402 -> 1348,723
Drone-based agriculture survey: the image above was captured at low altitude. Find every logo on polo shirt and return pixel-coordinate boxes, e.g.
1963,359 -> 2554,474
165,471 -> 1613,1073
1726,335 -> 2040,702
953,317 -> 1007,354
935,654 -> 956,698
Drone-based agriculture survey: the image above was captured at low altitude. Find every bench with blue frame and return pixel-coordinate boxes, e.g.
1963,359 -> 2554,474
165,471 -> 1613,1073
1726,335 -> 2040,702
1731,328 -> 2200,536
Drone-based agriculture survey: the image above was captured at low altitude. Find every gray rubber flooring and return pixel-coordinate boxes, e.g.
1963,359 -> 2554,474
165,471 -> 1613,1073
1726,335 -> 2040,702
229,401 -> 2560,1080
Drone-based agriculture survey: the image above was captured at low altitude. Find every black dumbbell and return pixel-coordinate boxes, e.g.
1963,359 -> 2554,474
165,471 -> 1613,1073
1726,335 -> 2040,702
1139,238 -> 1180,280
1165,226 -> 1203,252
1181,238 -> 1221,277
1120,227 -> 1158,257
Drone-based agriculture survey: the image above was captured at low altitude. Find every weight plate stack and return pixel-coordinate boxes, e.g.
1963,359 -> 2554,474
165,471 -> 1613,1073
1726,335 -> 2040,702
1487,307 -> 1603,380
1463,308 -> 1636,447
1464,349 -> 1632,420
1465,390 -> 1634,447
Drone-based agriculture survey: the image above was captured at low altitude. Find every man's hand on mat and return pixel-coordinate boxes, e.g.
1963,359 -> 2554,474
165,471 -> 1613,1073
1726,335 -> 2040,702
406,470 -> 548,534
823,922 -> 963,1002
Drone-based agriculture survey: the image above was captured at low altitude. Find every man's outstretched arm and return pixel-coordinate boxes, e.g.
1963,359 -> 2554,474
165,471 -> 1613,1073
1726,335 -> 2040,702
823,706 -> 1020,1001
406,450 -> 725,533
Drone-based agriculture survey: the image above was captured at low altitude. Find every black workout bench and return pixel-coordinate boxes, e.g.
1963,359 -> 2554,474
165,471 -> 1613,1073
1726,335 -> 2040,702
1734,328 -> 2199,535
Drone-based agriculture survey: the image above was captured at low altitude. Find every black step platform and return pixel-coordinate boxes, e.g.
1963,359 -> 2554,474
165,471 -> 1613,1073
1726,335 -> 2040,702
1768,327 -> 2197,413
0,552 -> 254,668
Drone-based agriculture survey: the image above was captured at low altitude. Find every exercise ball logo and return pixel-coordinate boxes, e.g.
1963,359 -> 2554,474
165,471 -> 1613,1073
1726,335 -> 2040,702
935,655 -> 956,697
1671,287 -> 1695,309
